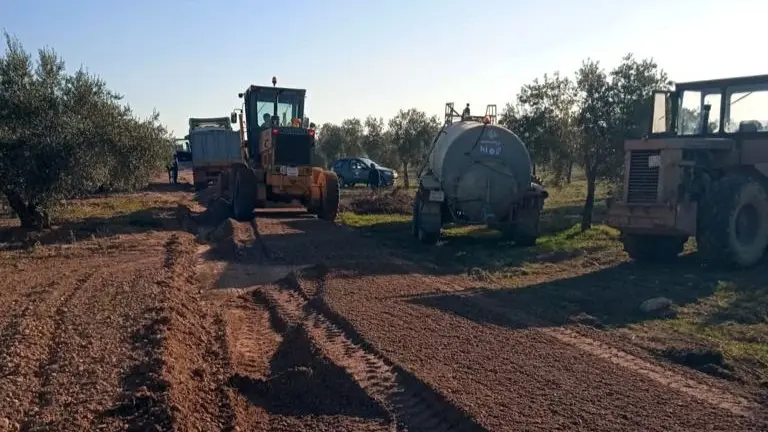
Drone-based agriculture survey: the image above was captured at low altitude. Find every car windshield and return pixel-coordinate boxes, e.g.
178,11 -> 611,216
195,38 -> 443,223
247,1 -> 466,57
359,158 -> 377,168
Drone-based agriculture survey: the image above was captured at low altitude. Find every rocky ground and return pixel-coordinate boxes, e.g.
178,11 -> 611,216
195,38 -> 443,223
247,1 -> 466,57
0,171 -> 766,431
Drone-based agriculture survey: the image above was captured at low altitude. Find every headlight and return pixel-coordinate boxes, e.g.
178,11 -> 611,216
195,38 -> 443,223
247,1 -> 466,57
392,170 -> 398,178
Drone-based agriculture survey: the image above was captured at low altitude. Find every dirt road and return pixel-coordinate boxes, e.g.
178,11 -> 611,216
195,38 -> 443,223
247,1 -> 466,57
238,211 -> 767,431
1,179 -> 766,431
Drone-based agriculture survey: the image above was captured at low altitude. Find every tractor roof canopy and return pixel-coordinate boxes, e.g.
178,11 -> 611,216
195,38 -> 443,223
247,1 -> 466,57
241,85 -> 306,129
650,74 -> 768,138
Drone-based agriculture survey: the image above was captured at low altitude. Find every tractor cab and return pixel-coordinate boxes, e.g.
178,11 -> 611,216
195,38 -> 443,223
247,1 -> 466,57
648,74 -> 768,138
233,77 -> 317,170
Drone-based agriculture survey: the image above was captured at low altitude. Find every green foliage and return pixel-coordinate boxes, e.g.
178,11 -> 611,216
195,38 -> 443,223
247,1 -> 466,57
320,53 -> 672,230
387,108 -> 440,187
0,33 -> 173,229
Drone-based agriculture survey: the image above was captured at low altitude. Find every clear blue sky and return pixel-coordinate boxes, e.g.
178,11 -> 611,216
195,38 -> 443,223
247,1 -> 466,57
2,0 -> 765,137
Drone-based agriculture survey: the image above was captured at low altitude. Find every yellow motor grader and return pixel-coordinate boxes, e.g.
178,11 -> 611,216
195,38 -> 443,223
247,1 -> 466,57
217,77 -> 339,222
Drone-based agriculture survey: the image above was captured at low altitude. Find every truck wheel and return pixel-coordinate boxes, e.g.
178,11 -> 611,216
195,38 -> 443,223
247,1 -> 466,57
217,171 -> 230,201
622,234 -> 686,262
697,173 -> 768,268
318,171 -> 340,221
232,168 -> 257,222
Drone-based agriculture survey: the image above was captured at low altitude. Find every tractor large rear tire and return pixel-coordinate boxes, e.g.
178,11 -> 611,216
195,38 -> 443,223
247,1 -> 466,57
232,168 -> 257,222
696,173 -> 768,268
622,234 -> 686,262
318,171 -> 340,221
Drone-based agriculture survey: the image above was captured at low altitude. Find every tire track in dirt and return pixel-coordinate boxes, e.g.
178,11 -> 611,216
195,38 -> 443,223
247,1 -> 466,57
0,270 -> 96,429
218,297 -> 280,432
412,273 -> 759,417
252,215 -> 764,428
256,277 -> 485,432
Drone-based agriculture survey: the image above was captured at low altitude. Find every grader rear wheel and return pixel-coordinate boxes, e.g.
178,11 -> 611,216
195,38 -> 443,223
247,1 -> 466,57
696,173 -> 768,268
317,171 -> 340,221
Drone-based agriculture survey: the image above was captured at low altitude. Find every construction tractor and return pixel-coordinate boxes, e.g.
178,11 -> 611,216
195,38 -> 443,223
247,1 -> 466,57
607,74 -> 768,268
218,77 -> 339,222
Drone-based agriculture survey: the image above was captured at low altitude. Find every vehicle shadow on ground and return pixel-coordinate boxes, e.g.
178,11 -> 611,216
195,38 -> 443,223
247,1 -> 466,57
142,181 -> 194,193
0,206 -> 183,250
402,255 -> 766,330
268,215 -> 605,278
229,326 -> 387,419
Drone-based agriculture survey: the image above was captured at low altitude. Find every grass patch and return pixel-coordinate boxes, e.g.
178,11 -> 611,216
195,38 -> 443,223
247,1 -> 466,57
57,195 -> 152,221
636,281 -> 768,384
337,177 -> 621,275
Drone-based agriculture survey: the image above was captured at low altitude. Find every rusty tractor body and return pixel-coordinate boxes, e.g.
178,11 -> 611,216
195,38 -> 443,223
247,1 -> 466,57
217,77 -> 339,222
607,74 -> 768,268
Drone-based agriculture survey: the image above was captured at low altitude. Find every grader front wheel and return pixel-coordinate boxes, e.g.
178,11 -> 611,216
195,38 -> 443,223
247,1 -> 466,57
317,171 -> 340,221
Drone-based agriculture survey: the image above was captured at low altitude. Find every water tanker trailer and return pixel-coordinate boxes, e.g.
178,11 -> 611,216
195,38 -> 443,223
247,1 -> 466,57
412,103 -> 548,245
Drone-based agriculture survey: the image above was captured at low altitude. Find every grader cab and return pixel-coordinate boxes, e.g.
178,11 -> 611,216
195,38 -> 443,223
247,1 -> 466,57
607,74 -> 768,268
218,77 -> 339,222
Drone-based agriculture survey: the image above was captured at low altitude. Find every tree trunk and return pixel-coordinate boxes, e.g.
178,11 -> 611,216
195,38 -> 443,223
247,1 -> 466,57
402,161 -> 410,189
4,191 -> 51,230
566,161 -> 573,183
581,168 -> 596,231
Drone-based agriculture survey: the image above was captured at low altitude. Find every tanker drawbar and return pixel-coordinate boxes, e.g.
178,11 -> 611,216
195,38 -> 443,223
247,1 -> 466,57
411,103 -> 548,245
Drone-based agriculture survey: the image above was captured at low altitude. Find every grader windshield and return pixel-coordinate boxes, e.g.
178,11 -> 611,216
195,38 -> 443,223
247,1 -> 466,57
650,75 -> 768,137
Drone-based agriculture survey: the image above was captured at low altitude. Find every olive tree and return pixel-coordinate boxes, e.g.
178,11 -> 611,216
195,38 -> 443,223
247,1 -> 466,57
0,33 -> 172,229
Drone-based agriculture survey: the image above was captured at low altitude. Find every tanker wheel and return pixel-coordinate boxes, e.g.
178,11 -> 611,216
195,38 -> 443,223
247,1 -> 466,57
410,194 -> 420,239
696,173 -> 768,268
622,234 -> 687,262
318,171 -> 340,221
232,168 -> 257,222
415,197 -> 440,245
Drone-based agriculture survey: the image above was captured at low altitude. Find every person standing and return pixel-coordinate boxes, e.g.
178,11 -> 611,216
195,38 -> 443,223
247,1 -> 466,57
461,103 -> 471,120
170,155 -> 179,184
368,162 -> 381,192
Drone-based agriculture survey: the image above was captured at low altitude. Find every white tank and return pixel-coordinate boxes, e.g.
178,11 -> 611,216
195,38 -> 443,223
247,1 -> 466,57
427,121 -> 532,222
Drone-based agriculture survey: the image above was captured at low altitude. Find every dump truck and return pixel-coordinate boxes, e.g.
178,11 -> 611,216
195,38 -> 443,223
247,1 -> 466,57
217,77 -> 339,222
607,73 -> 768,268
412,103 -> 549,245
187,117 -> 242,190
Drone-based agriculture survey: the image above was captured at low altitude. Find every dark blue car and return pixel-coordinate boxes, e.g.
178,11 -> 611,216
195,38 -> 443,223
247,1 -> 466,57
330,157 -> 398,188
